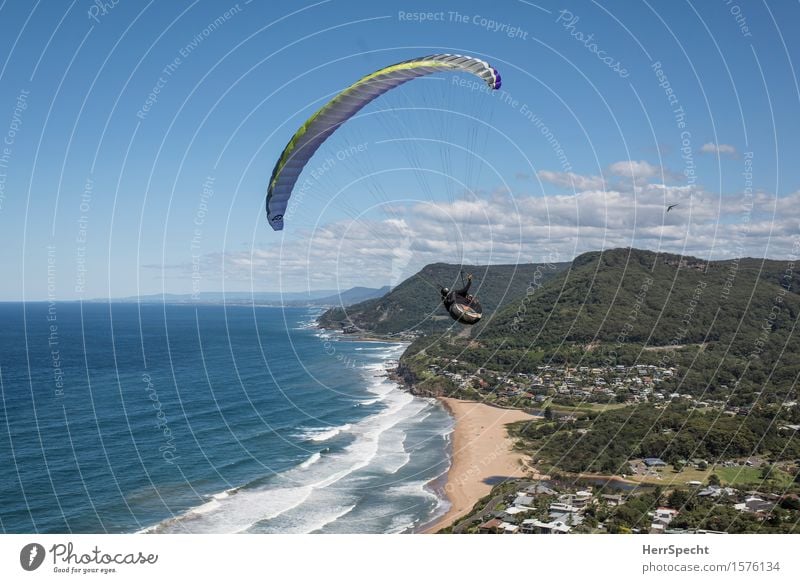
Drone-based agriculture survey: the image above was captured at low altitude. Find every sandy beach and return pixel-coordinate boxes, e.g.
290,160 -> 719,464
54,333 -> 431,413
423,398 -> 540,533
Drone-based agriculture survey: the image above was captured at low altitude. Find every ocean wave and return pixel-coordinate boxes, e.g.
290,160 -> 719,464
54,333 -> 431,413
136,360 -> 445,534
377,450 -> 411,475
354,397 -> 382,407
211,486 -> 241,501
299,452 -> 322,469
297,424 -> 352,442
361,362 -> 386,372
264,495 -> 359,534
306,503 -> 358,533
141,485 -> 315,534
387,480 -> 441,502
363,379 -> 397,398
293,319 -> 319,330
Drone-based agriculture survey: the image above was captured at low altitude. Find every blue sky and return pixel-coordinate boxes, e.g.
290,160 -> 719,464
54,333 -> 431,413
0,0 -> 798,300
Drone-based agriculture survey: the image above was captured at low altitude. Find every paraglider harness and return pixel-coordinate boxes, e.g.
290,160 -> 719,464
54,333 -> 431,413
441,272 -> 483,325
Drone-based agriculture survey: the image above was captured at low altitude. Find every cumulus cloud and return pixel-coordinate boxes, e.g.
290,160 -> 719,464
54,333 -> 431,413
541,161 -> 681,192
147,168 -> 798,292
699,142 -> 738,158
537,170 -> 606,191
608,160 -> 663,180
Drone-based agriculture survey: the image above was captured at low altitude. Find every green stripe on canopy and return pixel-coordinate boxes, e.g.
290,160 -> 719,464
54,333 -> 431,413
265,53 -> 500,231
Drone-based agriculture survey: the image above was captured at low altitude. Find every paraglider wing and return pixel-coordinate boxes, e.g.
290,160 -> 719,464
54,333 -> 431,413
265,54 -> 502,230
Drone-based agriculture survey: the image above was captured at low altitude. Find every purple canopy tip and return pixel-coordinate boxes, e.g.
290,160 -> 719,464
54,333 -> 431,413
492,68 -> 502,90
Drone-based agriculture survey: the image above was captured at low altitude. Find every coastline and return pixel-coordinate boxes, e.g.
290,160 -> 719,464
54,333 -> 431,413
314,320 -> 542,533
420,397 -> 540,533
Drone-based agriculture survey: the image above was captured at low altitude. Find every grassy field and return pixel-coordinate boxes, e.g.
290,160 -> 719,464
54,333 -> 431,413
627,464 -> 794,488
544,400 -> 630,414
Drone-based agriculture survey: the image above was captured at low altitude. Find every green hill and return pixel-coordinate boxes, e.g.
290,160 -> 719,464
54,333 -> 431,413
403,248 -> 799,404
510,401 -> 800,475
317,260 -> 568,335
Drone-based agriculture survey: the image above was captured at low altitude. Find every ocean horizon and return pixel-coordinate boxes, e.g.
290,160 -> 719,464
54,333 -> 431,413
0,302 -> 452,534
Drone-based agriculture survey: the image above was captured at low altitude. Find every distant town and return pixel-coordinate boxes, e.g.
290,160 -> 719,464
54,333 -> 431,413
448,478 -> 797,535
423,361 -> 798,419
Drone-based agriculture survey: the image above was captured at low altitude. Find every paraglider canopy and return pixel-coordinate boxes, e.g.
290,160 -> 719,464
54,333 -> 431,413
265,54 -> 502,231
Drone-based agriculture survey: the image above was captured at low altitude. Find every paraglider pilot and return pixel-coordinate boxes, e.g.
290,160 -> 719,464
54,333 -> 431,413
440,274 -> 482,325
441,273 -> 473,311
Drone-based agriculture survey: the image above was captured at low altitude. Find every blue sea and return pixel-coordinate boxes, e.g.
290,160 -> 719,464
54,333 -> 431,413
0,303 -> 452,533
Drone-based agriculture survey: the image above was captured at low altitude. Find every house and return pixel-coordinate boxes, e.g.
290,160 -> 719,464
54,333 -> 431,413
513,494 -> 534,507
735,496 -> 775,514
649,507 -> 678,533
549,502 -> 579,514
499,521 -> 519,534
549,512 -> 584,527
520,518 -> 572,534
478,518 -> 504,534
601,494 -> 624,507
745,490 -> 779,501
654,508 -> 679,523
697,486 -> 737,498
643,458 -> 667,468
503,506 -> 531,521
524,483 -> 557,497
559,491 -> 592,509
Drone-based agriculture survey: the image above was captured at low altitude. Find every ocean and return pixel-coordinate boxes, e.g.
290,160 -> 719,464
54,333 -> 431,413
0,302 -> 452,533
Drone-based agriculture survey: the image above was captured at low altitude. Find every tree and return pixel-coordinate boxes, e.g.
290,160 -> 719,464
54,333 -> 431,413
544,406 -> 553,420
780,496 -> 800,511
667,489 -> 690,509
708,474 -> 721,486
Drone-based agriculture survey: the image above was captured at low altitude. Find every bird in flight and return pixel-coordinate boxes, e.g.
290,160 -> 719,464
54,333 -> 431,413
666,203 -> 679,212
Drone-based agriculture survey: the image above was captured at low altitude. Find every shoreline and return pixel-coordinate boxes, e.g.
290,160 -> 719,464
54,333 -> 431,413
313,318 -> 542,533
420,397 -> 541,533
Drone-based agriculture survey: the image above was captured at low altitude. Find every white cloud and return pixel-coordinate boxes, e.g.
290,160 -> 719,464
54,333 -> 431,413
699,142 -> 738,157
147,171 -> 799,292
537,170 -> 606,191
608,160 -> 663,180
